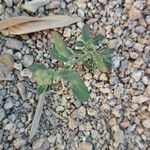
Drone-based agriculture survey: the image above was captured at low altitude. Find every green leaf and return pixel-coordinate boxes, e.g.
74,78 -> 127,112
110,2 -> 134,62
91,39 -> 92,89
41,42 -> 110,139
87,47 -> 94,51
60,70 -> 89,101
52,32 -> 70,57
34,69 -> 53,86
101,48 -> 113,68
28,64 -> 47,73
29,64 -> 53,94
37,85 -> 47,95
49,48 -> 68,62
93,52 -> 107,72
82,25 -> 91,42
75,40 -> 85,48
60,70 -> 80,81
93,34 -> 104,44
70,79 -> 89,101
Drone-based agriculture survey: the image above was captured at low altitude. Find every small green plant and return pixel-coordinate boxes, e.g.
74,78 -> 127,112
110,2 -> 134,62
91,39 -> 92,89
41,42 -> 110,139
28,25 -> 113,140
29,25 -> 113,101
29,64 -> 89,101
74,25 -> 113,72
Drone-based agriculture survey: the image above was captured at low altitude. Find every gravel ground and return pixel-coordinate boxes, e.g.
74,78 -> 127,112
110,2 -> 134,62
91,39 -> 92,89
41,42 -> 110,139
0,0 -> 150,149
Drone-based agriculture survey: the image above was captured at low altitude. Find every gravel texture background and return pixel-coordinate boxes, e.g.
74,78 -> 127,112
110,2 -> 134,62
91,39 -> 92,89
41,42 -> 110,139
0,0 -> 150,149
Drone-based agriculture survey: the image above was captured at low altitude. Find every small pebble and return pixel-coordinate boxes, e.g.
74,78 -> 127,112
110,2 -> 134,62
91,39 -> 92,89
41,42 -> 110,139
145,15 -> 150,25
22,55 -> 34,67
131,71 -> 143,82
4,97 -> 14,110
142,119 -> 150,128
5,38 -> 23,50
56,106 -> 65,112
0,108 -> 6,121
78,106 -> 86,119
130,52 -> 139,59
78,9 -> 85,17
79,142 -> 93,150
4,0 -> 13,7
63,28 -> 72,38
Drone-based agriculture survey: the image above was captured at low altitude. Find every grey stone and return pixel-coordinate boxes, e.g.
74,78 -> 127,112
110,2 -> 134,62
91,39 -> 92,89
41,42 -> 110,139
0,96 -> 3,105
142,76 -> 149,85
13,52 -> 22,60
4,0 -> 13,7
131,70 -> 143,82
4,122 -> 14,131
78,106 -> 86,119
77,21 -> 84,29
32,137 -> 49,150
46,0 -> 60,9
87,108 -> 97,116
4,97 -> 14,110
56,106 -> 64,112
0,4 -> 5,15
146,15 -> 150,25
56,133 -> 62,143
133,43 -> 144,52
17,82 -> 26,100
63,28 -> 72,38
5,38 -> 23,50
114,84 -> 124,99
60,1 -> 66,9
20,69 -> 32,78
120,60 -> 129,71
135,25 -> 146,33
113,126 -> 125,148
13,138 -> 27,149
13,63 -> 22,71
0,89 -> 7,97
133,0 -> 144,9
22,0 -> 49,13
8,114 -> 16,122
22,55 -> 34,67
47,135 -> 56,144
0,108 -> 6,121
112,55 -> 121,68
142,119 -> 150,128
78,9 -> 85,17
125,39 -> 134,47
0,130 -> 3,143
61,96 -> 67,106
74,100 -> 81,108
98,0 -> 107,4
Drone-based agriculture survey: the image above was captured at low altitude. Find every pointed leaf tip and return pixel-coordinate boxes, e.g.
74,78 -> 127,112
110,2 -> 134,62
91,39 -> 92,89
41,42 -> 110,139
71,80 -> 89,101
52,32 -> 71,58
82,25 -> 91,42
49,48 -> 68,62
60,70 -> 89,101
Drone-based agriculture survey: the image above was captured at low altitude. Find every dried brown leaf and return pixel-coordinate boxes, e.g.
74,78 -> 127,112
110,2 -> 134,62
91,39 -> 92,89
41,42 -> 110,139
0,16 -> 41,30
0,15 -> 81,35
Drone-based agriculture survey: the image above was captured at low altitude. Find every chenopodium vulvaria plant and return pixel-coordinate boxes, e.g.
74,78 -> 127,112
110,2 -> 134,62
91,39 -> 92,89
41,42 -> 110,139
29,25 -> 113,102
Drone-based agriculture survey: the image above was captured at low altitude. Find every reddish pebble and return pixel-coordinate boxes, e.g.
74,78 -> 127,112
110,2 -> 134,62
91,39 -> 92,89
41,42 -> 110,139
120,122 -> 129,129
